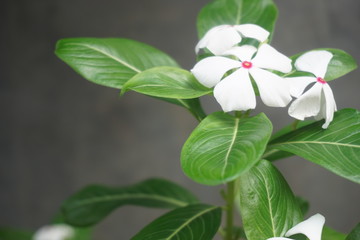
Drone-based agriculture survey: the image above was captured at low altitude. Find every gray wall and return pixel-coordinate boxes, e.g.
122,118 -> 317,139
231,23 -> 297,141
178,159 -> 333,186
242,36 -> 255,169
1,0 -> 359,239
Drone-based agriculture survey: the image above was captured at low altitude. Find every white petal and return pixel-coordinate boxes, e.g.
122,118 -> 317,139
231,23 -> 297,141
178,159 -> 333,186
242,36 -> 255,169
34,224 -> 74,240
288,83 -> 323,120
195,25 -> 242,55
316,84 -> 337,129
285,214 -> 325,240
233,24 -> 270,42
287,76 -> 317,98
250,68 -> 292,107
252,44 -> 292,73
191,56 -> 241,88
223,45 -> 258,62
214,68 -> 256,112
295,50 -> 333,78
195,25 -> 227,53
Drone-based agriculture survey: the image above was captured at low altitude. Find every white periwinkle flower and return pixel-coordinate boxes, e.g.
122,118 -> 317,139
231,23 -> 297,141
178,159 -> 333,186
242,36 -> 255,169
267,213 -> 325,240
191,44 -> 293,112
195,24 -> 270,55
33,224 -> 75,240
287,50 -> 337,129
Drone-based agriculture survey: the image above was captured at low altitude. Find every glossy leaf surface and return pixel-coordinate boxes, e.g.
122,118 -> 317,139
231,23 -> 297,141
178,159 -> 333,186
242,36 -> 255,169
181,112 -> 272,185
346,223 -> 360,240
267,109 -> 360,184
197,0 -> 278,39
291,48 -> 357,81
55,38 -> 178,89
322,226 -> 346,240
131,204 -> 221,240
238,160 -> 303,240
265,120 -> 314,161
62,178 -> 199,226
123,66 -> 211,98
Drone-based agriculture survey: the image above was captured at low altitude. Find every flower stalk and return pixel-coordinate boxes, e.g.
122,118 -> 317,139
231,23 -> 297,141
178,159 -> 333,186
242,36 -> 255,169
225,180 -> 236,240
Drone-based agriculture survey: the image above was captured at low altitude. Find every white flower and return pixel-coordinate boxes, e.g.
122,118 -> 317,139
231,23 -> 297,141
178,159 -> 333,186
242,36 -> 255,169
33,224 -> 74,240
267,213 -> 325,240
287,50 -> 337,129
195,24 -> 270,55
191,44 -> 293,112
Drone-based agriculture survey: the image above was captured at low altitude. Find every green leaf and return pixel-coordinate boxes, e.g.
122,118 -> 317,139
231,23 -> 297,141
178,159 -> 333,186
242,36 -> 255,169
122,66 -> 211,99
295,196 -> 309,216
197,0 -> 278,39
291,48 -> 357,81
346,223 -> 360,240
264,120 -> 314,161
238,160 -> 303,240
267,108 -> 360,184
62,178 -> 199,226
322,226 -> 346,240
131,204 -> 221,240
181,112 -> 273,185
55,38 -> 179,89
0,228 -> 32,240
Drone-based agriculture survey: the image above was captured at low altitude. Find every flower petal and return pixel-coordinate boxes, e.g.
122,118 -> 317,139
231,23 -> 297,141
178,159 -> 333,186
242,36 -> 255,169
34,224 -> 74,240
287,76 -> 316,98
315,84 -> 337,129
252,44 -> 292,73
233,24 -> 270,42
223,45 -> 258,62
295,50 -> 333,78
250,68 -> 292,107
214,68 -> 256,112
285,214 -> 325,240
191,56 -> 241,88
288,83 -> 322,120
195,25 -> 242,55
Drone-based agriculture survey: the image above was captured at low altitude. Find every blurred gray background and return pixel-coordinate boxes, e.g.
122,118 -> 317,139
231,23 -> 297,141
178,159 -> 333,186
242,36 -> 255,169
1,0 -> 359,239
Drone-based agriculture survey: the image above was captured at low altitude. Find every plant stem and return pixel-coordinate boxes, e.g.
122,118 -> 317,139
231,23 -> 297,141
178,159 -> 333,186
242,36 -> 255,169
291,119 -> 300,130
225,180 -> 236,240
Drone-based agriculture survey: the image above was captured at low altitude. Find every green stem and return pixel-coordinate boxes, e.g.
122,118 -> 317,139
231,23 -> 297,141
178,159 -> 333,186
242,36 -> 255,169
225,180 -> 236,240
291,119 -> 300,130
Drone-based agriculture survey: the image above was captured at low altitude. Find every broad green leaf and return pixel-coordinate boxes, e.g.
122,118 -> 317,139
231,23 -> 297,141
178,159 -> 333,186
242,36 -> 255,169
322,226 -> 346,240
55,38 -> 179,89
0,228 -> 32,240
346,223 -> 360,240
55,38 -> 205,121
62,178 -> 199,226
122,66 -> 211,99
181,112 -> 273,185
267,108 -> 360,184
295,196 -> 309,216
271,121 -> 315,141
197,0 -> 278,39
238,160 -> 303,240
264,120 -> 314,161
131,204 -> 221,240
291,48 -> 357,81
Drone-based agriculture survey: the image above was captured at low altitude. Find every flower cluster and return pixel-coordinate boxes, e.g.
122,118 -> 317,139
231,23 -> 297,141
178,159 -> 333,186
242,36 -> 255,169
192,24 -> 337,129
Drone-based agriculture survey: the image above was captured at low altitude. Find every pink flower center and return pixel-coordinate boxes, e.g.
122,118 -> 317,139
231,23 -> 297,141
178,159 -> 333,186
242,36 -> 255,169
242,61 -> 252,69
317,77 -> 327,84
